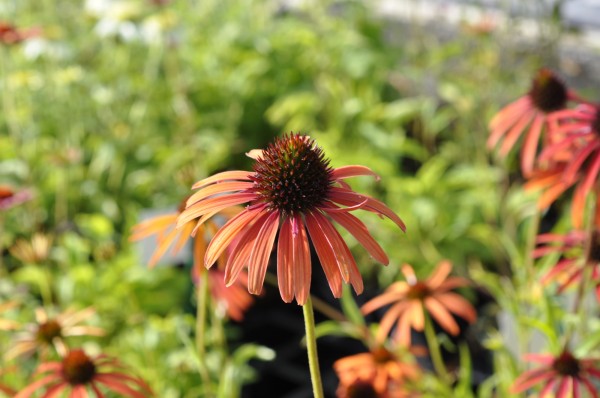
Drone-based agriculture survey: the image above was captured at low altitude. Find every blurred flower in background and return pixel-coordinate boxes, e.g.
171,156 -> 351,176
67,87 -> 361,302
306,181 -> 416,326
362,261 -> 476,346
6,307 -> 104,360
16,348 -> 153,398
9,233 -> 53,265
0,22 -> 40,45
511,350 -> 600,397
334,346 -> 420,398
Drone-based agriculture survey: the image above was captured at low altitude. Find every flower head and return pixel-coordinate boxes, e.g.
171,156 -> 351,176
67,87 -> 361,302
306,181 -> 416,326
488,68 -> 574,176
16,348 -> 153,397
362,261 -> 476,346
538,104 -> 600,228
130,199 -> 253,320
334,346 -> 420,397
535,226 -> 600,301
177,133 -> 405,305
0,185 -> 32,211
9,233 -> 53,264
511,350 -> 600,397
6,307 -> 104,360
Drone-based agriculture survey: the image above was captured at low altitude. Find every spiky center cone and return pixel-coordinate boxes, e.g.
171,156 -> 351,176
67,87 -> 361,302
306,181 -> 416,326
37,319 -> 62,344
346,380 -> 381,398
528,69 -> 568,113
586,229 -> 600,264
62,349 -> 96,385
251,134 -> 333,216
406,281 -> 430,300
552,351 -> 581,377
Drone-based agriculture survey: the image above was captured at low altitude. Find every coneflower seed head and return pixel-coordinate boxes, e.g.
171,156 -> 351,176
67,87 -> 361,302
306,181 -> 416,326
528,68 -> 568,113
62,349 -> 96,385
251,134 -> 333,216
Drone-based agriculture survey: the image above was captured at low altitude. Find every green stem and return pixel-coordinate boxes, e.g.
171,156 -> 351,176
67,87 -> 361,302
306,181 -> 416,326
423,312 -> 450,384
303,296 -> 324,398
196,272 -> 213,397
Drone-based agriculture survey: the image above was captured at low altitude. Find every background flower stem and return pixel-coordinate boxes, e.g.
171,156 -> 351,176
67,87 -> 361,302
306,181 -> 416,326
303,296 -> 325,398
424,312 -> 450,384
196,271 -> 213,396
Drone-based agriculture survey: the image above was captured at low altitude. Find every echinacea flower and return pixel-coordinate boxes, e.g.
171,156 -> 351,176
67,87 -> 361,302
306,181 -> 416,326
488,68 -> 575,176
16,348 -> 153,398
177,133 -> 405,305
130,200 -> 253,321
9,233 -> 53,264
334,346 -> 420,397
534,225 -> 600,301
511,350 -> 600,397
362,261 -> 476,346
0,185 -> 32,211
538,104 -> 600,228
6,307 -> 104,360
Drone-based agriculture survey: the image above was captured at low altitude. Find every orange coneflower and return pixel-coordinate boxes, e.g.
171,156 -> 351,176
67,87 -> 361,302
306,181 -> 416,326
130,200 -> 253,321
5,307 -> 104,360
538,104 -> 600,228
534,224 -> 600,301
16,348 -> 153,397
362,261 -> 476,346
177,133 -> 405,305
488,68 -> 577,176
511,350 -> 600,398
334,346 -> 420,397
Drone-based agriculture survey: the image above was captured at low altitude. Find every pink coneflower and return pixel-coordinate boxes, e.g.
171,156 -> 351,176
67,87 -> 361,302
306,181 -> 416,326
6,307 -> 104,360
334,347 -> 420,398
361,261 -> 476,346
534,225 -> 600,301
130,200 -> 253,320
538,104 -> 600,228
177,133 -> 405,305
488,68 -> 576,176
16,348 -> 153,397
511,350 -> 600,397
0,186 -> 32,211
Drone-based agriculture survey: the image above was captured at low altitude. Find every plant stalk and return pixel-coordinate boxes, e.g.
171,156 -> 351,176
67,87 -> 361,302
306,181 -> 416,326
303,296 -> 324,398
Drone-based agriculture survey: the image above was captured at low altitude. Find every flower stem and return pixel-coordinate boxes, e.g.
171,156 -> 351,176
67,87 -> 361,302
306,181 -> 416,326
196,272 -> 213,396
302,296 -> 324,398
423,312 -> 450,384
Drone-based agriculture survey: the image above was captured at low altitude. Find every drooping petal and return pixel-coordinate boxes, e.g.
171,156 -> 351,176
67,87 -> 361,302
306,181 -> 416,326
555,376 -> 571,398
511,368 -> 555,393
177,192 -> 256,227
304,212 -> 343,298
362,288 -> 408,315
248,211 -> 280,295
186,181 -> 254,207
191,170 -> 252,190
375,301 -> 410,343
434,292 -> 477,324
323,205 -> 389,264
520,113 -> 544,176
424,297 -> 459,335
95,374 -> 148,398
224,211 -> 271,286
277,217 -> 294,303
498,111 -> 535,157
327,187 -> 406,231
331,165 -> 380,181
15,375 -> 60,398
310,210 -> 363,292
205,206 -> 265,268
292,214 -> 312,305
